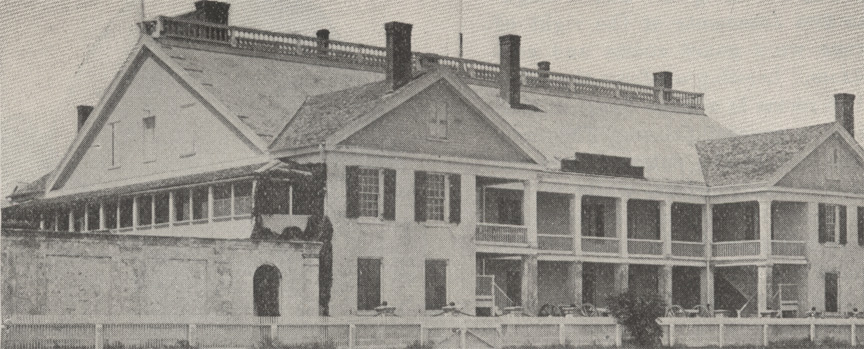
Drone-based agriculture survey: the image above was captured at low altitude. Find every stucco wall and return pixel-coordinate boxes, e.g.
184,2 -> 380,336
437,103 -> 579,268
1,230 -> 320,318
804,202 -> 864,314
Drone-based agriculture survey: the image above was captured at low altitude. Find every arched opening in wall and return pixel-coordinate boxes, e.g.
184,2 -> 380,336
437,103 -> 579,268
254,265 -> 281,316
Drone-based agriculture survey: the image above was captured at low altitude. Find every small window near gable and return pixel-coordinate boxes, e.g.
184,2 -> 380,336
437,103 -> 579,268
109,122 -> 119,167
826,148 -> 841,180
142,116 -> 156,162
428,102 -> 448,140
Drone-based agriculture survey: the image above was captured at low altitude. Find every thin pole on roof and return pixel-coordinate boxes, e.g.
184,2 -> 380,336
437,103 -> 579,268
458,0 -> 463,58
139,0 -> 146,22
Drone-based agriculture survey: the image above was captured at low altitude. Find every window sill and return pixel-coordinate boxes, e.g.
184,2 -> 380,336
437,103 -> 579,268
821,243 -> 845,248
356,217 -> 391,225
179,152 -> 196,159
423,221 -> 455,228
426,137 -> 449,142
173,221 -> 191,226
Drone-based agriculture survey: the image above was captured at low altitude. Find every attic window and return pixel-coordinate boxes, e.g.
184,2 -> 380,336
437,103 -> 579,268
428,102 -> 448,140
142,116 -> 156,162
827,148 -> 841,180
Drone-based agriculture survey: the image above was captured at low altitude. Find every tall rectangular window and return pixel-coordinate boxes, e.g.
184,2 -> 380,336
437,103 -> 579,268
142,116 -> 156,162
425,260 -> 447,310
358,168 -> 381,218
57,208 -> 70,231
357,258 -> 381,311
819,204 -> 847,244
234,182 -> 253,216
213,184 -> 232,218
154,193 -> 170,224
174,190 -> 191,222
192,187 -> 209,221
73,206 -> 85,232
110,123 -> 118,167
428,102 -> 448,139
583,204 -> 605,237
86,203 -> 100,231
825,273 -> 839,313
425,173 -> 447,221
138,195 -> 152,226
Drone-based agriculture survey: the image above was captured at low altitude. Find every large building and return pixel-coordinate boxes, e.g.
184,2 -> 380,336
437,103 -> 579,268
4,1 -> 863,319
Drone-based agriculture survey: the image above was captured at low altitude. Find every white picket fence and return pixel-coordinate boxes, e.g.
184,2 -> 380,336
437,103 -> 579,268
3,315 -> 863,348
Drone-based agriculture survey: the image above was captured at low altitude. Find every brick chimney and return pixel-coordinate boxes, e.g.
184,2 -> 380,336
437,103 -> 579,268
499,35 -> 521,107
385,22 -> 413,90
835,93 -> 855,138
77,105 -> 94,132
193,1 -> 230,25
537,61 -> 550,79
316,29 -> 330,55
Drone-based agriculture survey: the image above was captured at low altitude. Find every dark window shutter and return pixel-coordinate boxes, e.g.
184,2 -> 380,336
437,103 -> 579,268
858,207 -> 864,247
382,169 -> 396,221
449,174 -> 461,224
346,166 -> 360,218
818,204 -> 827,244
839,205 -> 847,245
414,171 -> 427,222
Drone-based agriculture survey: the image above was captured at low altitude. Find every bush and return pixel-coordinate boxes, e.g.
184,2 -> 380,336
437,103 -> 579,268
279,226 -> 304,240
250,226 -> 276,240
607,291 -> 665,348
104,340 -> 196,349
253,338 -> 336,349
405,341 -> 434,349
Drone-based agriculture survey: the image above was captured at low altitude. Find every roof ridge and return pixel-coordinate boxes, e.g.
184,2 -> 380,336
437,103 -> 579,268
697,122 -> 835,145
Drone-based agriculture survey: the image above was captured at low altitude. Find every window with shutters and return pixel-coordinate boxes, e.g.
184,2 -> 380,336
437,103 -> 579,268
426,173 -> 448,222
820,204 -> 847,245
358,168 -> 382,218
357,258 -> 381,311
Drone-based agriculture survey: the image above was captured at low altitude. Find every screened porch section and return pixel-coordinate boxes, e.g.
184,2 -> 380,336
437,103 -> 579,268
711,201 -> 806,259
475,177 -> 528,244
580,196 -> 619,254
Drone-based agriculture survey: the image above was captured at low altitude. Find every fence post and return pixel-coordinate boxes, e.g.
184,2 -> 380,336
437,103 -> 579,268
95,324 -> 103,349
270,324 -> 279,342
559,323 -> 565,345
669,323 -> 675,347
615,323 -> 623,347
718,323 -> 724,348
420,323 -> 425,346
810,322 -> 816,342
460,319 -> 467,349
188,324 -> 196,347
348,324 -> 356,349
852,324 -> 857,346
762,324 -> 769,347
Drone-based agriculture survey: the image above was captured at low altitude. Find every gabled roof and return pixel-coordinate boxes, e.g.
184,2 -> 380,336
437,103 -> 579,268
695,123 -> 837,187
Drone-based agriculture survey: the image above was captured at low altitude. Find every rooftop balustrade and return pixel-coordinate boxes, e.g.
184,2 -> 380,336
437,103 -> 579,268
148,16 -> 704,110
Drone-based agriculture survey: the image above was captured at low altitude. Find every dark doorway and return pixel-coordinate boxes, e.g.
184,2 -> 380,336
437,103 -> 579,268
254,265 -> 281,316
425,260 -> 447,310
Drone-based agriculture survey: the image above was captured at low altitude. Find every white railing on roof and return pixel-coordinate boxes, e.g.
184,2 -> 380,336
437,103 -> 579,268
152,16 -> 705,110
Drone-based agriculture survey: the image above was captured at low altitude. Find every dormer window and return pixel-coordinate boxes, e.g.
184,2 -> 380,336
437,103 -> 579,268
428,102 -> 448,140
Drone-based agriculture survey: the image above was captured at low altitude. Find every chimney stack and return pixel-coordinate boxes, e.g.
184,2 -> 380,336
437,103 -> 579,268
653,71 -> 673,89
499,34 -> 521,107
316,29 -> 330,55
835,93 -> 855,138
77,105 -> 94,132
537,61 -> 550,79
385,22 -> 413,90
193,1 -> 230,25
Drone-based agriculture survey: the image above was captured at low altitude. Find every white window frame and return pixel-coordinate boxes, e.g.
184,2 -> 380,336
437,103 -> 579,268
824,204 -> 841,243
428,102 -> 448,140
358,167 -> 385,219
425,172 -> 450,223
826,148 -> 841,180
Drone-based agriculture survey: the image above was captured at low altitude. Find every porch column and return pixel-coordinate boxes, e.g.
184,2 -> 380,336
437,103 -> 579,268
98,202 -> 106,230
568,261 -> 583,305
68,210 -> 74,232
661,201 -> 672,257
703,203 -> 713,259
614,263 -> 629,294
523,179 -> 538,248
618,197 -> 629,257
700,267 -> 715,308
461,174 -> 477,229
302,245 -> 321,316
521,254 -> 539,314
571,194 -> 582,254
758,200 -> 772,258
659,265 -> 673,306
757,264 -> 773,315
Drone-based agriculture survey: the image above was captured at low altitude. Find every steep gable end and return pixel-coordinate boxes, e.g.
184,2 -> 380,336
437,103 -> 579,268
339,80 -> 534,163
776,133 -> 864,194
58,54 -> 259,192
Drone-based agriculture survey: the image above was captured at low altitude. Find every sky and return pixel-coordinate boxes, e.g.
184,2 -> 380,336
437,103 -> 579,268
1,0 -> 862,199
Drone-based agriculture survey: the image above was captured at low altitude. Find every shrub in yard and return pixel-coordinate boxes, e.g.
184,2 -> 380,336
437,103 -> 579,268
253,338 -> 336,349
607,290 -> 665,348
104,341 -> 196,349
405,340 -> 434,349
502,345 -> 578,349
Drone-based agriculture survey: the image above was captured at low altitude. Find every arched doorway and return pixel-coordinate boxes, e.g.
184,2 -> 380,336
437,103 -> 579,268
254,265 -> 281,316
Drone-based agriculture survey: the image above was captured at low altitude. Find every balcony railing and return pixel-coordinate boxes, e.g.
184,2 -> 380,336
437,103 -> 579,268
475,223 -> 528,244
538,234 -> 573,252
581,236 -> 619,254
712,240 -> 760,258
150,16 -> 705,111
671,241 -> 705,258
771,241 -> 806,258
628,239 -> 663,256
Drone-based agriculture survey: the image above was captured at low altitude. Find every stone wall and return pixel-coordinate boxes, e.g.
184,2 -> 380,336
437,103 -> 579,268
1,229 -> 321,318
